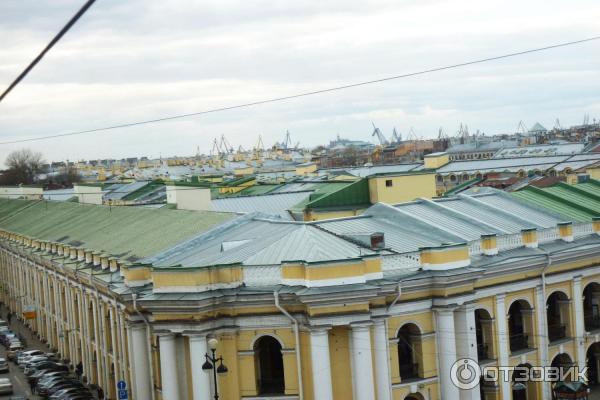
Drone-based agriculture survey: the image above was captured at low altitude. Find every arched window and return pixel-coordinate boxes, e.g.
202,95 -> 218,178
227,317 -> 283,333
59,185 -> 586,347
583,282 -> 600,331
475,309 -> 493,361
398,323 -> 421,380
547,291 -> 570,342
508,300 -> 534,352
254,336 -> 284,395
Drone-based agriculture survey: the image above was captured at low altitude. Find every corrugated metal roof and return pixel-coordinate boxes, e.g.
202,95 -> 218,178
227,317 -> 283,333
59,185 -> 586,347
211,191 -> 311,218
0,198 -> 234,260
104,181 -> 150,200
511,190 -> 592,222
437,153 -> 600,175
315,189 -> 573,254
437,155 -> 567,174
148,217 -> 372,268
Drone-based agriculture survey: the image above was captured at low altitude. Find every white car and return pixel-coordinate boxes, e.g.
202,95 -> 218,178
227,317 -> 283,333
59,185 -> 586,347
0,377 -> 12,395
0,358 -> 8,373
17,350 -> 46,366
19,355 -> 48,369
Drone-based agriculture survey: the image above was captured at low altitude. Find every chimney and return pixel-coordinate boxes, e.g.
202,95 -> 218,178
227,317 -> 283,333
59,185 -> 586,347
521,228 -> 538,249
481,234 -> 498,256
85,250 -> 93,264
558,222 -> 573,242
370,232 -> 385,250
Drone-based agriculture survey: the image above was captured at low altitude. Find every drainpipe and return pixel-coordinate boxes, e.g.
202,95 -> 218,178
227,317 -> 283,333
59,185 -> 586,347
540,250 -> 552,400
385,284 -> 401,397
274,290 -> 304,400
386,284 -> 402,313
132,293 -> 156,400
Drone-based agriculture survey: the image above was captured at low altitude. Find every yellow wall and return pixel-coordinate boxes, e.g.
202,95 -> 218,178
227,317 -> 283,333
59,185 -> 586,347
329,327 -> 353,400
424,152 -> 450,169
368,173 -> 436,204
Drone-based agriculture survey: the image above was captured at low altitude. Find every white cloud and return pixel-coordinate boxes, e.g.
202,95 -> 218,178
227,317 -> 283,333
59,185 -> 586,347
0,0 -> 599,164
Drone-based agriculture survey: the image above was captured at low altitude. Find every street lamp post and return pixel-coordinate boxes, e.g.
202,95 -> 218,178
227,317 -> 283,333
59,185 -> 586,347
202,337 -> 228,400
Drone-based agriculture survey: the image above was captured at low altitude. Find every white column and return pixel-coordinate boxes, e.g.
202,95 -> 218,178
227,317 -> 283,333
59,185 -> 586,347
310,328 -> 334,400
573,276 -> 586,371
535,286 -> 550,400
495,294 -> 511,400
129,324 -> 152,400
435,307 -> 460,400
455,304 -> 480,400
188,335 -> 212,400
159,334 -> 181,400
350,323 -> 376,400
373,319 -> 392,400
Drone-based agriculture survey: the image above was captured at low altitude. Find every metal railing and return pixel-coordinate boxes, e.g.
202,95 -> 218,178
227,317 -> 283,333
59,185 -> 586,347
399,362 -> 419,380
585,315 -> 600,331
509,333 -> 529,352
547,323 -> 567,342
477,343 -> 490,360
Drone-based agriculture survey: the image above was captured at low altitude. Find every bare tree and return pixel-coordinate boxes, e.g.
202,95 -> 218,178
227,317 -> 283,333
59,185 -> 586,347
1,149 -> 45,185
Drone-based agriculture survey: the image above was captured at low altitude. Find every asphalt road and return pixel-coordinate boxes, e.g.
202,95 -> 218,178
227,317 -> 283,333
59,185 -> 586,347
0,314 -> 44,399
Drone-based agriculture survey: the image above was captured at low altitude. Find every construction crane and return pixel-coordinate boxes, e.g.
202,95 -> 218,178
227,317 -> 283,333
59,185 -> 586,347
220,134 -> 234,154
437,127 -> 447,139
371,122 -> 389,145
517,120 -> 528,134
210,138 -> 222,156
283,130 -> 292,150
391,127 -> 402,143
254,135 -> 265,160
584,114 -> 590,126
554,118 -> 562,130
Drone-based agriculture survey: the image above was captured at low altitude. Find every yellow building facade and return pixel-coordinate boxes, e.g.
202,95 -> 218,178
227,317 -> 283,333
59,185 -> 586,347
2,197 -> 600,400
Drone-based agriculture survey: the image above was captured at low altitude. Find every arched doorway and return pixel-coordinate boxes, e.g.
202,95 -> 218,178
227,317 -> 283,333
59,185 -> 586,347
404,393 -> 425,400
508,300 -> 534,352
551,353 -> 574,383
584,282 -> 600,331
475,309 -> 493,361
254,336 -> 284,395
512,364 -> 537,400
546,291 -> 570,343
586,343 -> 600,386
398,323 -> 421,380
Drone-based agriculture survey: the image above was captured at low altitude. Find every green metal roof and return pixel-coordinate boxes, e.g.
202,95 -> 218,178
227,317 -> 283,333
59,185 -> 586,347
305,178 -> 370,209
0,199 -> 234,261
511,182 -> 600,222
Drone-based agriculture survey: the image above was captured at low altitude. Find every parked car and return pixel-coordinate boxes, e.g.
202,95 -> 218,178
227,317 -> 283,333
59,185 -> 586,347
19,355 -> 48,370
0,377 -> 13,395
17,349 -> 44,364
0,358 -> 8,373
25,360 -> 65,376
6,342 -> 23,360
49,386 -> 92,399
0,333 -> 16,347
30,369 -> 69,388
39,378 -> 81,397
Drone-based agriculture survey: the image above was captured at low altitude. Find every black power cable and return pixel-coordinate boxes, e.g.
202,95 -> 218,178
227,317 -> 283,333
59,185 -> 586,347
1,35 -> 599,145
0,0 -> 97,103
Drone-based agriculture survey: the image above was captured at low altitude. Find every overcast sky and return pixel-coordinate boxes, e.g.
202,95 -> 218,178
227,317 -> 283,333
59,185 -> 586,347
0,0 -> 599,164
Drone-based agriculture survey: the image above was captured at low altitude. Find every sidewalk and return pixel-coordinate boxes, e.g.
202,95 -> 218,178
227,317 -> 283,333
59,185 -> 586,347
0,304 -> 50,354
